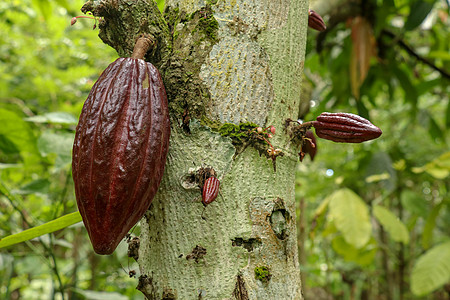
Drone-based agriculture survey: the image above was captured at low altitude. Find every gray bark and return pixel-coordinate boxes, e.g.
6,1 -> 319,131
84,0 -> 308,298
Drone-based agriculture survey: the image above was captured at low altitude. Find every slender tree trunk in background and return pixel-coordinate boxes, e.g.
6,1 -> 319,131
82,0 -> 308,298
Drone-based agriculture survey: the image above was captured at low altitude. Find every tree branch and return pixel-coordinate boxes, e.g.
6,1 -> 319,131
381,29 -> 450,80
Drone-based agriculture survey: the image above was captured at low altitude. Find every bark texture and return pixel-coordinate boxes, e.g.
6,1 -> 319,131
83,0 -> 308,298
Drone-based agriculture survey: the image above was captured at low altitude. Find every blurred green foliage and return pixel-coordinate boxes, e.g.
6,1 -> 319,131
298,0 -> 449,298
0,0 -> 448,299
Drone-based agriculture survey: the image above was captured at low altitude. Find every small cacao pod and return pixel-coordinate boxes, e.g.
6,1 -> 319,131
312,112 -> 382,143
308,9 -> 326,32
72,57 -> 170,255
202,177 -> 220,206
303,130 -> 317,161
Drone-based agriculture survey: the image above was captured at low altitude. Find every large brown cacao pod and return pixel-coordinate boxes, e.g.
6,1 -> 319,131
72,57 -> 170,255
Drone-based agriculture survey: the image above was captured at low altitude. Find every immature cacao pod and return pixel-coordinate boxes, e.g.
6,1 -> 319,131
303,130 -> 317,161
312,112 -> 382,143
72,57 -> 170,255
308,9 -> 326,32
202,177 -> 220,206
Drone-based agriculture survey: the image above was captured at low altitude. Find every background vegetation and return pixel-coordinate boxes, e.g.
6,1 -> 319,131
0,0 -> 448,299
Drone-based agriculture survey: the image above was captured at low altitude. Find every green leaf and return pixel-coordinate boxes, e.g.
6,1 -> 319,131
412,151 -> 450,179
156,0 -> 165,12
446,98 -> 450,129
14,179 -> 50,195
31,0 -> 52,20
0,134 -> 20,154
365,152 -> 397,192
0,108 -> 38,158
331,236 -> 377,266
25,112 -> 78,125
401,190 -> 427,218
422,202 -> 444,250
411,241 -> 450,296
0,212 -> 82,249
373,205 -> 409,244
37,130 -> 75,170
404,0 -> 435,31
328,188 -> 372,249
72,289 -> 128,300
391,66 -> 418,110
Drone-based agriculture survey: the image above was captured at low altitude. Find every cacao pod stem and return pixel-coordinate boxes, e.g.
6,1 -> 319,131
131,35 -> 156,60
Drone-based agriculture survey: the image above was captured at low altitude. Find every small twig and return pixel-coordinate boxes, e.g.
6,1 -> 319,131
381,29 -> 450,79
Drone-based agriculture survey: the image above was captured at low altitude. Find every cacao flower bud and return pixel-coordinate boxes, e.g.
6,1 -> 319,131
308,9 -> 326,32
202,177 -> 220,206
270,126 -> 276,134
312,112 -> 382,143
72,56 -> 170,255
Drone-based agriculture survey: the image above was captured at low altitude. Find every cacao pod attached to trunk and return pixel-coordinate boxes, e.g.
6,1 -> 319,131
72,36 -> 170,255
312,112 -> 382,143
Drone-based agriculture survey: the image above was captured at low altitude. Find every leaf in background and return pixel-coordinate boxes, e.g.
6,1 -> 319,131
37,130 -> 75,170
0,212 -> 82,249
365,152 -> 397,192
350,16 -> 376,99
31,0 -> 52,20
421,202 -> 444,250
411,241 -> 450,296
14,178 -> 51,195
373,205 -> 409,244
412,151 -> 450,179
391,66 -> 419,112
404,0 -> 435,31
0,108 -> 39,162
427,113 -> 444,142
401,190 -> 428,218
331,236 -> 377,266
446,98 -> 450,129
25,112 -> 78,125
0,134 -> 20,154
156,0 -> 165,12
72,289 -> 128,300
328,188 -> 372,249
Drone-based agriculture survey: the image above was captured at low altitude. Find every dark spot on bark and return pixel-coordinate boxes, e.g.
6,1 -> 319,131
127,236 -> 140,261
233,274 -> 249,300
162,289 -> 176,299
137,275 -> 157,299
186,245 -> 207,263
231,238 -> 262,252
269,198 -> 290,240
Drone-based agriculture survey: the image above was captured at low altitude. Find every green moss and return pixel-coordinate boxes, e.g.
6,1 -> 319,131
218,122 -> 258,145
254,266 -> 271,282
198,14 -> 219,41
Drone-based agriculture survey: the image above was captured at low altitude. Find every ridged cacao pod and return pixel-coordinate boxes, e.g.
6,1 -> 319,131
308,9 -> 326,32
202,177 -> 220,206
312,112 -> 381,143
72,57 -> 170,255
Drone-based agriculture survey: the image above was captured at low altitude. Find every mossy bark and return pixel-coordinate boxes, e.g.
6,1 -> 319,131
83,0 -> 308,298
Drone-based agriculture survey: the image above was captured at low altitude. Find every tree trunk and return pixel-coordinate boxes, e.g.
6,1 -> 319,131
83,0 -> 308,298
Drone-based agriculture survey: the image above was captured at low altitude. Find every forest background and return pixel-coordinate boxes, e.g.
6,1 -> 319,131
0,0 -> 448,299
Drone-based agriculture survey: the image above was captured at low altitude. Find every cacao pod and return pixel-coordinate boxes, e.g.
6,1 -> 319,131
312,112 -> 381,143
202,177 -> 220,206
72,57 -> 170,255
308,9 -> 326,32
